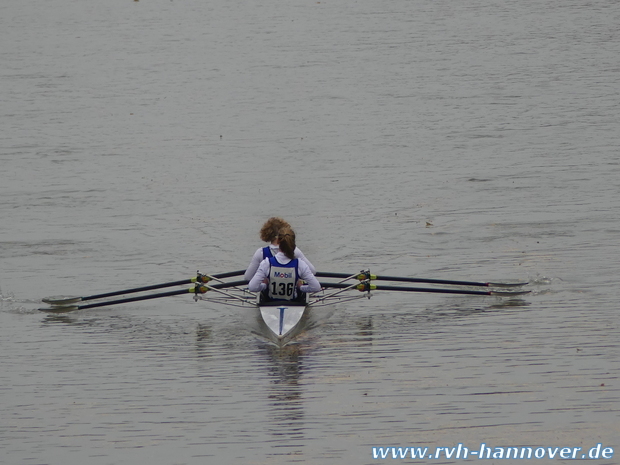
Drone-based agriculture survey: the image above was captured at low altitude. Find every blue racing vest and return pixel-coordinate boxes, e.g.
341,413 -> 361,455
267,257 -> 299,301
262,246 -> 274,259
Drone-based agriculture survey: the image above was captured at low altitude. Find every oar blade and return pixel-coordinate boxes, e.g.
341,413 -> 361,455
42,296 -> 83,305
489,289 -> 531,297
38,305 -> 81,313
487,282 -> 528,288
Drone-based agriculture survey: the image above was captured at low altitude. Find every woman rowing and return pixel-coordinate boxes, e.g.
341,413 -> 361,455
244,217 -> 316,282
248,228 -> 321,302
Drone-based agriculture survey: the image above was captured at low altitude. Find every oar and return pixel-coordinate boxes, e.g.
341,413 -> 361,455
316,271 -> 527,288
320,281 -> 530,297
38,280 -> 248,313
42,270 -> 246,306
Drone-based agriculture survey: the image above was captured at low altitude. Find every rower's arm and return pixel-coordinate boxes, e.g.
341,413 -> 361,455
244,248 -> 264,282
298,263 -> 321,293
295,247 -> 316,275
248,259 -> 269,292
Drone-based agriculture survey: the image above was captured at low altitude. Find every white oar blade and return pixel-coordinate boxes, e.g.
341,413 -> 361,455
42,296 -> 83,305
38,305 -> 81,313
488,282 -> 528,288
490,290 -> 531,297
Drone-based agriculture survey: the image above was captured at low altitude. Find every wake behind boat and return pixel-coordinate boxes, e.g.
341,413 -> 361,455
38,269 -> 530,343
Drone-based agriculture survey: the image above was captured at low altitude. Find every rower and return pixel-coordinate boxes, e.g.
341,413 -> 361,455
248,228 -> 321,303
244,217 -> 316,282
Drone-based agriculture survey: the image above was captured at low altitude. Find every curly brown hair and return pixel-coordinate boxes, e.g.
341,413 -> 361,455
259,217 -> 291,243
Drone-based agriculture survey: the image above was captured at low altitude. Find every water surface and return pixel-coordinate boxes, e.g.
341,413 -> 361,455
1,0 -> 619,463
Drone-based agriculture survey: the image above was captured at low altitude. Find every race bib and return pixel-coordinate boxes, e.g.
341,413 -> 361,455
268,265 -> 296,300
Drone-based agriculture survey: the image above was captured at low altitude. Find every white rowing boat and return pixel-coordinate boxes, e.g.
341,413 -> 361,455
39,269 -> 530,343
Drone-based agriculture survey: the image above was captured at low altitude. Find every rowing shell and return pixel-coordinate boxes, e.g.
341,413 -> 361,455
38,269 -> 530,343
259,301 -> 308,340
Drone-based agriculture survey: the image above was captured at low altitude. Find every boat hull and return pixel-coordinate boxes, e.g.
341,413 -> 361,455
259,303 -> 307,339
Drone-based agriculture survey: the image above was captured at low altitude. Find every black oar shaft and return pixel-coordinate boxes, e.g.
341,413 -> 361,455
210,280 -> 247,290
316,272 -> 359,279
321,281 -> 529,297
69,280 -> 248,311
316,272 -> 526,288
320,281 -> 492,296
78,270 -> 246,302
377,275 -> 491,287
83,279 -> 192,301
371,284 -> 492,296
211,270 -> 247,279
77,288 -> 195,310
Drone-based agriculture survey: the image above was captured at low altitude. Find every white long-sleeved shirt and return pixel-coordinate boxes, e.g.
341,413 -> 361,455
248,252 -> 322,296
244,243 -> 316,282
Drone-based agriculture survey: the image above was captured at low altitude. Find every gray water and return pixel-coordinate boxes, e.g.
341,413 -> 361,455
1,0 -> 619,463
